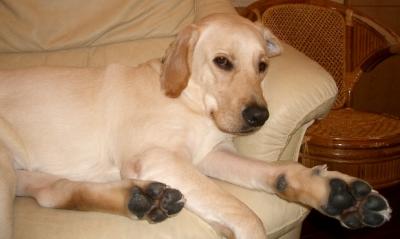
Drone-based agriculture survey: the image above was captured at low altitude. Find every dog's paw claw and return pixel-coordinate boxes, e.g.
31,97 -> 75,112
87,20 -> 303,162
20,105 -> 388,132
128,182 -> 185,223
322,178 -> 391,229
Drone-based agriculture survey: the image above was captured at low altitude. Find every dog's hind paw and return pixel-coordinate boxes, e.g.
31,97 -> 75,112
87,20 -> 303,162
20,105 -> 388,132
322,179 -> 391,229
127,182 -> 185,223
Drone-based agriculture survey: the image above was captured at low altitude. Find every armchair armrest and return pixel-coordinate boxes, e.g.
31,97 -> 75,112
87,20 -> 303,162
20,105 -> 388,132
234,43 -> 338,162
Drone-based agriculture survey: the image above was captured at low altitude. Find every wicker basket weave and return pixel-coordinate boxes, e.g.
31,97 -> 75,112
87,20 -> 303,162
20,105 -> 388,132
263,4 -> 346,108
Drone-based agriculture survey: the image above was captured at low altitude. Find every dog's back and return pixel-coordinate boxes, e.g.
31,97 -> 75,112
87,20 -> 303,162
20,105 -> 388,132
0,63 -> 158,180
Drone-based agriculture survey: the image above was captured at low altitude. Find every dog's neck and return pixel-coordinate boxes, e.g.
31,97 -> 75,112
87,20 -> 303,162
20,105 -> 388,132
179,79 -> 212,117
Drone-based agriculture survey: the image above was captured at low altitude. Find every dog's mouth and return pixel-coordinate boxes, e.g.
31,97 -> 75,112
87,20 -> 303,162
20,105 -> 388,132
225,125 -> 262,136
236,125 -> 262,135
219,128 -> 260,136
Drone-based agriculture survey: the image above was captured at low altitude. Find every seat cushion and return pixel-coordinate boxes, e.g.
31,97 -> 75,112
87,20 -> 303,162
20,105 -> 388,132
14,182 -> 308,239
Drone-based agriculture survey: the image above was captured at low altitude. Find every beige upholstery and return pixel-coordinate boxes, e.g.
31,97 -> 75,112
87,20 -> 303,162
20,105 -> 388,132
0,0 -> 195,52
0,0 -> 337,238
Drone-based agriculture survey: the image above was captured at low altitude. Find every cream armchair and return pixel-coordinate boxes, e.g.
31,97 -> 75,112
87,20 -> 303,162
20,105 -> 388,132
0,0 -> 337,238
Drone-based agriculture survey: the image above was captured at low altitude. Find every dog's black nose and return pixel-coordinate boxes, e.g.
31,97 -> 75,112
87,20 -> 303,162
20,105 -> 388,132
242,105 -> 269,128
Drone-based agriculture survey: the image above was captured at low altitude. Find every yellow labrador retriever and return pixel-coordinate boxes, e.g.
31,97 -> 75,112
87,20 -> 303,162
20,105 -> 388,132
0,14 -> 391,239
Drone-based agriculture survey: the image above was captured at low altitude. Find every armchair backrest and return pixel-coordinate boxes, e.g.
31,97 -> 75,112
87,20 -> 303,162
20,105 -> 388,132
0,0 -> 195,53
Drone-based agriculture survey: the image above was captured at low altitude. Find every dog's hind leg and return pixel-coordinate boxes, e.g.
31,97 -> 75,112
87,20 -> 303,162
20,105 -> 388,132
16,170 -> 184,223
0,148 -> 16,239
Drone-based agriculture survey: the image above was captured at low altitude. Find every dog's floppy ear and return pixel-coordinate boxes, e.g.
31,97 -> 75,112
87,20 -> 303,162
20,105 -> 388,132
161,24 -> 199,98
254,22 -> 282,57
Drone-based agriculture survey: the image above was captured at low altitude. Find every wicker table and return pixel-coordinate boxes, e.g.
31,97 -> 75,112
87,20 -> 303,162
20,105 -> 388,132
300,108 -> 400,189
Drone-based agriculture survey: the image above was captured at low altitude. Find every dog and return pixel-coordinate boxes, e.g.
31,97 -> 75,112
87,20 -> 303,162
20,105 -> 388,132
0,14 -> 391,239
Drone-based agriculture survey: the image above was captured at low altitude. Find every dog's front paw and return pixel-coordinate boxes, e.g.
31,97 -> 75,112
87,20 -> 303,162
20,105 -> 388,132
322,178 -> 391,229
127,182 -> 185,223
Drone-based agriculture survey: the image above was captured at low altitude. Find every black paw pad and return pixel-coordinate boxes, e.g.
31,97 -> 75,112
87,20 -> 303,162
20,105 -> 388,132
128,186 -> 153,218
342,212 -> 362,229
161,189 -> 184,215
127,183 -> 185,223
324,178 -> 355,216
321,178 -> 391,229
363,195 -> 387,211
350,180 -> 371,200
146,182 -> 167,200
363,210 -> 385,227
148,208 -> 168,223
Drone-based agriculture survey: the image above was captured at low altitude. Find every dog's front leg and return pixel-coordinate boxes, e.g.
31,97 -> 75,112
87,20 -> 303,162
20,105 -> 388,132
197,144 -> 391,230
122,148 -> 267,239
0,148 -> 16,239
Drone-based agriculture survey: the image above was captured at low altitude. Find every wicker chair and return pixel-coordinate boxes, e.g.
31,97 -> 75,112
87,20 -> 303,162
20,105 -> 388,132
240,0 -> 400,189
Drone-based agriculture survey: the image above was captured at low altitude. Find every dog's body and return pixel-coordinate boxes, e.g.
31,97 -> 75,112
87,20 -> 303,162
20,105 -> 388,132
0,62 -> 222,181
0,14 -> 391,239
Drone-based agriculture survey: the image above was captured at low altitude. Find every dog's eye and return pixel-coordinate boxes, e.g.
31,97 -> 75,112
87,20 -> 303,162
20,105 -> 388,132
258,62 -> 268,73
213,56 -> 233,71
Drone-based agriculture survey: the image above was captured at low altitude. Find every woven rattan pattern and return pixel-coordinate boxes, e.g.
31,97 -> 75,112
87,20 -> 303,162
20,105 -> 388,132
262,4 -> 346,108
308,108 -> 400,142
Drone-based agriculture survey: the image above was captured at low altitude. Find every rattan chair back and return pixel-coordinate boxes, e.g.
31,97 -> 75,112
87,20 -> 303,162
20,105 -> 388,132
263,4 -> 346,108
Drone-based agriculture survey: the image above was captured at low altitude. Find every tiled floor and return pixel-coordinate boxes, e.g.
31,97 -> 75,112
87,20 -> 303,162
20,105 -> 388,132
301,184 -> 400,239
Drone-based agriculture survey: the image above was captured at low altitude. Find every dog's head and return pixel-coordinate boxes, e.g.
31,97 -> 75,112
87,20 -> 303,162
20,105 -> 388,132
161,14 -> 282,135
